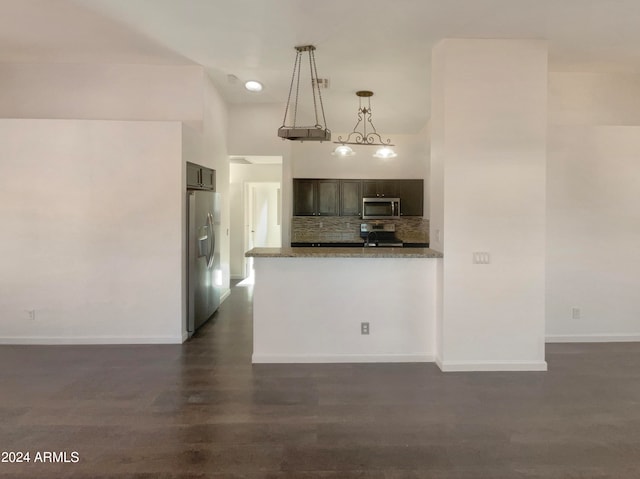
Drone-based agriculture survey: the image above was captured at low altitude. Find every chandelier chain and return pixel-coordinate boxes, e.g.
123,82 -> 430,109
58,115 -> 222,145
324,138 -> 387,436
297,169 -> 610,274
310,49 -> 328,129
277,44 -> 331,142
281,50 -> 300,127
293,50 -> 302,127
308,50 -> 319,126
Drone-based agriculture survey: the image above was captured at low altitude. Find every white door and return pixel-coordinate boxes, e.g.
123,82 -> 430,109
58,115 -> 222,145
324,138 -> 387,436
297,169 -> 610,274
245,182 -> 281,278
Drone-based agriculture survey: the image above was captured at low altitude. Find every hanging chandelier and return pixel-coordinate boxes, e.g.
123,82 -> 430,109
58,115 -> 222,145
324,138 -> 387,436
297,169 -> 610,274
278,45 -> 331,142
332,90 -> 397,158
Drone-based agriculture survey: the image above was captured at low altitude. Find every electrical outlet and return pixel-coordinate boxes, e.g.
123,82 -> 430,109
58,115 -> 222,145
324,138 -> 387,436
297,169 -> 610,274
361,322 -> 370,335
473,252 -> 491,264
27,309 -> 36,320
572,307 -> 581,320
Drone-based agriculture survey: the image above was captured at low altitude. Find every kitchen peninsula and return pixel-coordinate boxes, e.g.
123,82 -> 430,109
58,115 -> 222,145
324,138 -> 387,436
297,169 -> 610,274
246,246 -> 443,364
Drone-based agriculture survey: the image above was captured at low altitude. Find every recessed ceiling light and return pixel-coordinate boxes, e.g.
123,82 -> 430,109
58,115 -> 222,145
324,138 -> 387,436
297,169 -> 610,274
244,80 -> 263,92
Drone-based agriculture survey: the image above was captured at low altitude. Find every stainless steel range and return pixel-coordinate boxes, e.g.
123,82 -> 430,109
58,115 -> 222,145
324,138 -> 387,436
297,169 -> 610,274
360,223 -> 403,247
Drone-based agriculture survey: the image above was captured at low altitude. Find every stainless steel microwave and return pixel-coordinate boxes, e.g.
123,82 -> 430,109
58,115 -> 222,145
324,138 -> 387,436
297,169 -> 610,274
362,197 -> 401,219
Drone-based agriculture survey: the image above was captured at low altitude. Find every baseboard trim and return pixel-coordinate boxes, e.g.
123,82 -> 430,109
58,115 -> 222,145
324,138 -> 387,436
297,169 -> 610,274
220,288 -> 231,303
546,334 -> 640,343
230,274 -> 245,280
252,353 -> 434,364
0,336 -> 184,345
437,360 -> 548,372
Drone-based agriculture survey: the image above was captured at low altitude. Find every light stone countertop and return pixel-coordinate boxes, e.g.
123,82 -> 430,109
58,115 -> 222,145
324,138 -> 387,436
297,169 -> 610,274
245,247 -> 443,259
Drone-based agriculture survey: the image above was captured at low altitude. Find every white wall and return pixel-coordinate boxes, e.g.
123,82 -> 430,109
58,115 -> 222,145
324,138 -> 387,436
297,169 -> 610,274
252,257 -> 437,363
549,72 -> 640,126
228,103 -> 290,157
0,63 -> 204,129
546,73 -> 640,341
432,39 -> 548,371
0,62 -> 231,343
229,164 -> 282,278
202,75 -> 231,299
0,119 -> 184,343
430,44 -> 446,359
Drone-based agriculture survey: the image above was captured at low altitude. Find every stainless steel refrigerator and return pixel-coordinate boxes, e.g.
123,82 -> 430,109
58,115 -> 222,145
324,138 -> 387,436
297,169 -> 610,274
187,188 -> 221,336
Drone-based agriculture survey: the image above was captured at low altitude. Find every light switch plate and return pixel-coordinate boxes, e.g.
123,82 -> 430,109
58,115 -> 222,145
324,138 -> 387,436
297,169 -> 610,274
473,252 -> 491,264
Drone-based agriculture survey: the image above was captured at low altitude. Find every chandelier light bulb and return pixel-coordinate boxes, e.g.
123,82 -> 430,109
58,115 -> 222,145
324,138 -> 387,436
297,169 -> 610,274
373,147 -> 397,159
332,145 -> 355,157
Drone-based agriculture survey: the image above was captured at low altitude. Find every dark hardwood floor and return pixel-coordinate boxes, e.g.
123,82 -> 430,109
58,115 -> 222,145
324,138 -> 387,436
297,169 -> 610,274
2,281 -> 640,478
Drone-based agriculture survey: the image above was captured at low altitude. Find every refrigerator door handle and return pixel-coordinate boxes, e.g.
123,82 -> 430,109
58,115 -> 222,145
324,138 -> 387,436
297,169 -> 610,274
198,227 -> 208,258
206,213 -> 215,268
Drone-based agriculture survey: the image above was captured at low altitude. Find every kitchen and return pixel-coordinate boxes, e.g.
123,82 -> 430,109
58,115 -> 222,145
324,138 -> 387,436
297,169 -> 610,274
247,168 -> 442,363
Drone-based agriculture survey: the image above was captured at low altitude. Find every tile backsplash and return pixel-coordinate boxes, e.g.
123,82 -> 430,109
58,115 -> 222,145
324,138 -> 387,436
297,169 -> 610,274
291,217 -> 430,244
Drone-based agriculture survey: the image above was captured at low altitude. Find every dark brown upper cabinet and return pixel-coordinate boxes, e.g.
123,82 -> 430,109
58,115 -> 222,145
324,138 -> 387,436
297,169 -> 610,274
293,179 -> 339,216
339,180 -> 362,216
362,179 -> 399,198
293,177 -> 423,217
397,179 -> 424,216
317,180 -> 339,216
187,162 -> 215,190
293,179 -> 317,216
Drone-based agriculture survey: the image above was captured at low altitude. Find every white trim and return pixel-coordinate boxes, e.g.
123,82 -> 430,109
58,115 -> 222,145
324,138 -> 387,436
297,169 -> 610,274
0,336 -> 184,345
437,360 -> 548,372
252,353 -> 434,364
546,334 -> 640,343
220,288 -> 231,303
181,330 -> 189,343
230,274 -> 245,280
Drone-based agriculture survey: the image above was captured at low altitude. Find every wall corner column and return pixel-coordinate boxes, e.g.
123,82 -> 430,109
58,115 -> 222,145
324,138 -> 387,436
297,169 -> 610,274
430,39 -> 548,371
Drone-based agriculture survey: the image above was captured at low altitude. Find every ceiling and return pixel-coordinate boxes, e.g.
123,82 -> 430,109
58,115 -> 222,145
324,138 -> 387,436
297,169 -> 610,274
3,0 -> 640,134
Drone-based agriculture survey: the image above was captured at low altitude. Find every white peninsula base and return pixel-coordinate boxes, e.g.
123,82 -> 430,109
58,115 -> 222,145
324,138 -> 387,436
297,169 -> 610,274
247,247 -> 442,364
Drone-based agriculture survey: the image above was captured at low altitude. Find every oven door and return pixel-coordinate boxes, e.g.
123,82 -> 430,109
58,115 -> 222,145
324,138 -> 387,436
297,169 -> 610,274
362,198 -> 401,219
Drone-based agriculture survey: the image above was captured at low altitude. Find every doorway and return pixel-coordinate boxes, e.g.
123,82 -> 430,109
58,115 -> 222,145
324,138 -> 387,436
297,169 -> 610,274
244,182 -> 281,279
